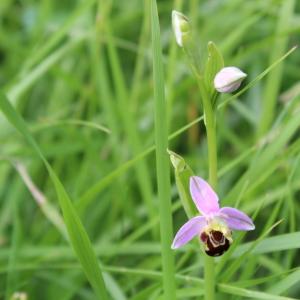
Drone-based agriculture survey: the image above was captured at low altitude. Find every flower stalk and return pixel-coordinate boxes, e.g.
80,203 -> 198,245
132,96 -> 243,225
198,76 -> 217,300
197,79 -> 218,188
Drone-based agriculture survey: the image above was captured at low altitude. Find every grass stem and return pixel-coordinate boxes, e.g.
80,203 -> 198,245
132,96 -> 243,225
150,0 -> 177,298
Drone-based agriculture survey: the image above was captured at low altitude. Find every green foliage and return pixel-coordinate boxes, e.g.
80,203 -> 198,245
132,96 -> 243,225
0,0 -> 299,299
0,93 -> 109,299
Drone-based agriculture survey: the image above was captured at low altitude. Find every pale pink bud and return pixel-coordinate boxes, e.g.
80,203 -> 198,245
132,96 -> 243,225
214,67 -> 247,93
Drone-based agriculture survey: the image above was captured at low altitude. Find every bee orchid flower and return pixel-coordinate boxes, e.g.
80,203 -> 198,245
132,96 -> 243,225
172,176 -> 255,256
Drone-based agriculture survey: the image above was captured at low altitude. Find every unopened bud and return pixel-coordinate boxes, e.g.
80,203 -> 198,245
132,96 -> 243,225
167,149 -> 185,172
11,292 -> 27,300
172,10 -> 190,47
214,67 -> 247,93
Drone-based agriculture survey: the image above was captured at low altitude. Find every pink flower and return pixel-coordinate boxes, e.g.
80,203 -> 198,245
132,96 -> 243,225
172,176 -> 255,256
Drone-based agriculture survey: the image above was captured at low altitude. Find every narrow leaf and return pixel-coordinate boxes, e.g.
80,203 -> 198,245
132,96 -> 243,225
233,231 -> 300,257
150,0 -> 176,298
219,283 -> 297,300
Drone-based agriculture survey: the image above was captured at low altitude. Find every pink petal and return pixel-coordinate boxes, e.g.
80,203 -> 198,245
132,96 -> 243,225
171,216 -> 206,249
219,207 -> 255,231
189,176 -> 220,215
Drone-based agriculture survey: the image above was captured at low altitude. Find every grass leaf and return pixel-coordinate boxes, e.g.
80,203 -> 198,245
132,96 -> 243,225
150,0 -> 176,297
0,92 -> 109,299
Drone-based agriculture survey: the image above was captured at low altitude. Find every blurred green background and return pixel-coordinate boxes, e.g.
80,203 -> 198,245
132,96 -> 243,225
0,0 -> 300,299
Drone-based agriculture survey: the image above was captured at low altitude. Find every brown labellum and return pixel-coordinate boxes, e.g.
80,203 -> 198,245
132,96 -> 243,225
200,230 -> 231,257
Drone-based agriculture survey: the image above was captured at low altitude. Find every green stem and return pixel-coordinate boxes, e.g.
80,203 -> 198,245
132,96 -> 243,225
197,80 -> 217,188
198,79 -> 217,300
204,256 -> 215,300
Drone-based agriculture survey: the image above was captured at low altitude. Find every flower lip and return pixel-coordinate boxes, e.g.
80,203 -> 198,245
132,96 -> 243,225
204,230 -> 231,257
214,66 -> 247,93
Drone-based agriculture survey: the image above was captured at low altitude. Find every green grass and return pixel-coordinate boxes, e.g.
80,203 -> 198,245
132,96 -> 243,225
0,0 -> 300,299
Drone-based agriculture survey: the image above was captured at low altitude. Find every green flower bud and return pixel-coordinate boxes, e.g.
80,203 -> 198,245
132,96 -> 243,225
172,10 -> 190,47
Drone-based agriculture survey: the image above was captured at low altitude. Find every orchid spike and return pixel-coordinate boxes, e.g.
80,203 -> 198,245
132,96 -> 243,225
172,176 -> 255,256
